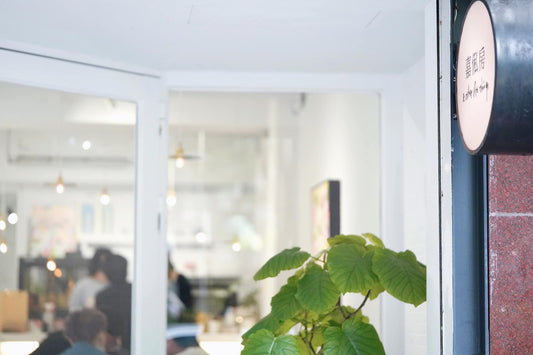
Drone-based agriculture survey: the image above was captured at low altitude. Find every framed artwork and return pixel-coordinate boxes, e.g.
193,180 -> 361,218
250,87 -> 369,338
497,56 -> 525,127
29,205 -> 77,258
311,180 -> 340,254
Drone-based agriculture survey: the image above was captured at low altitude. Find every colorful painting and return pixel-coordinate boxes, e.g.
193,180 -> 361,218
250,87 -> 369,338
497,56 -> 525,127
29,206 -> 77,258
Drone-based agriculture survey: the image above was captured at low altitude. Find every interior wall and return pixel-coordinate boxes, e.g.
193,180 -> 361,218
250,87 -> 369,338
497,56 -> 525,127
401,57 -> 428,355
295,92 -> 381,331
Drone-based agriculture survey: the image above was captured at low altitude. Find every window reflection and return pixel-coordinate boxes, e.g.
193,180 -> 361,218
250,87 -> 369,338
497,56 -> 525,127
0,82 -> 135,354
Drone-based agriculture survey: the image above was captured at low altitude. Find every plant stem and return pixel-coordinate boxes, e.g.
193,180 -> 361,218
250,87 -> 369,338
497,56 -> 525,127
346,290 -> 372,318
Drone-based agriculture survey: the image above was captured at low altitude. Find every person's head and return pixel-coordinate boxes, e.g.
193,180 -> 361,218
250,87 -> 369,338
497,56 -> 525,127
168,259 -> 178,280
102,254 -> 128,284
89,248 -> 112,276
64,308 -> 107,348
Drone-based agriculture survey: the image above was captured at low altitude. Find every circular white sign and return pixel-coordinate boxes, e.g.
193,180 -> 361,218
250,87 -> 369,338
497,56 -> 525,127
456,0 -> 496,152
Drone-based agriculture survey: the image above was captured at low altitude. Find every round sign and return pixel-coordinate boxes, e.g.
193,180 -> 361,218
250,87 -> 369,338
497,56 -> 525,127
456,0 -> 496,153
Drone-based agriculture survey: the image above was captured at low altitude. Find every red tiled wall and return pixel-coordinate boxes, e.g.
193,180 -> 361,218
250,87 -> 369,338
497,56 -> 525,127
489,155 -> 533,354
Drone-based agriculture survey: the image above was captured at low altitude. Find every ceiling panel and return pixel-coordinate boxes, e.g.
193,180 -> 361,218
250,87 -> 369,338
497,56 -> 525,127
0,0 -> 429,73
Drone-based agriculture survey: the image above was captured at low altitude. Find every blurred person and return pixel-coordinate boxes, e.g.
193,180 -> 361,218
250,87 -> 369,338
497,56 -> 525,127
168,260 -> 193,319
29,331 -> 71,355
59,308 -> 108,355
96,253 -> 132,355
69,248 -> 112,310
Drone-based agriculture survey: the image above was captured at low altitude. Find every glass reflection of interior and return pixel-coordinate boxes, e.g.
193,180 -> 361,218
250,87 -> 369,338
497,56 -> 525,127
0,87 -> 383,355
0,82 -> 135,353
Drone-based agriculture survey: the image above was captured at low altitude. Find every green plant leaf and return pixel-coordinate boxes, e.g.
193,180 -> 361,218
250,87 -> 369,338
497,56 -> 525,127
311,325 -> 326,350
322,318 -> 385,355
295,264 -> 340,314
363,282 -> 385,300
328,234 -> 367,247
327,244 -> 380,294
372,248 -> 426,306
271,279 -> 303,322
241,329 -> 302,355
254,247 -> 311,281
362,233 -> 384,248
242,313 -> 284,342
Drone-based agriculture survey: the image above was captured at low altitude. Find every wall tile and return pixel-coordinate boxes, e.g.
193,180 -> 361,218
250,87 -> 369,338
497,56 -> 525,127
489,155 -> 533,355
489,155 -> 533,213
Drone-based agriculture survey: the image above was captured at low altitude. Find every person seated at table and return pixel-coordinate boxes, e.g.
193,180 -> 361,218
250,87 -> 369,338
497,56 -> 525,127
29,331 -> 71,355
69,248 -> 112,310
96,253 -> 132,355
59,308 -> 108,355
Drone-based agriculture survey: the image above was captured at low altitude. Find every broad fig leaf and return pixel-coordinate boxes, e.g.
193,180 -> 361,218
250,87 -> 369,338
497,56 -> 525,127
311,325 -> 326,350
372,248 -> 426,306
328,234 -> 367,247
362,233 -> 384,248
254,247 -> 310,281
295,264 -> 340,314
322,318 -> 385,355
327,244 -> 380,294
242,313 -> 284,342
271,279 -> 303,322
241,329 -> 301,355
362,282 -> 385,300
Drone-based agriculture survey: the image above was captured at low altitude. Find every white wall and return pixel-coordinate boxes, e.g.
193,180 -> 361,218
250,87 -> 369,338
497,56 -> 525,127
401,58 -> 428,355
295,93 -> 381,331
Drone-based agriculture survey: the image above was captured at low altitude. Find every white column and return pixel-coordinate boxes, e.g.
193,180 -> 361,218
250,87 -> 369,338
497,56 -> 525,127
380,82 -> 406,355
425,1 -> 442,354
132,85 -> 168,355
438,0 -> 454,353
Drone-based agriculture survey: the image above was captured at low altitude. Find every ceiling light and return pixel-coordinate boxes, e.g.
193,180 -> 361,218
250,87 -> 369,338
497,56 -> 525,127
0,240 -> 7,254
0,215 -> 5,231
46,260 -> 57,272
54,268 -> 63,278
55,175 -> 65,194
100,189 -> 111,205
82,140 -> 92,150
166,190 -> 177,207
7,210 -> 18,225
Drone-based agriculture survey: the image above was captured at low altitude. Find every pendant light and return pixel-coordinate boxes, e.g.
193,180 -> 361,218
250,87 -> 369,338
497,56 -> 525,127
0,239 -> 7,254
100,189 -> 111,205
55,174 -> 65,194
175,143 -> 185,169
231,236 -> 241,252
7,209 -> 18,225
166,189 -> 177,207
0,215 -> 5,231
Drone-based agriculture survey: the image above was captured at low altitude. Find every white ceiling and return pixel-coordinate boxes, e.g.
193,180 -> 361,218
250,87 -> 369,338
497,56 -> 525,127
0,0 -> 428,73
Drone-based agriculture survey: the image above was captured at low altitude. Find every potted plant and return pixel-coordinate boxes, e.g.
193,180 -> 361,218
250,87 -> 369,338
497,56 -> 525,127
241,233 -> 426,354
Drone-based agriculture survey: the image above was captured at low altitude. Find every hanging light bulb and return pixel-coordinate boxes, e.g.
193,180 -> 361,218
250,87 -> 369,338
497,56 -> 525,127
175,143 -> 185,169
46,259 -> 57,272
55,174 -> 65,194
166,189 -> 177,207
231,236 -> 241,252
7,210 -> 18,225
0,240 -> 7,254
0,215 -> 6,231
100,189 -> 111,205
